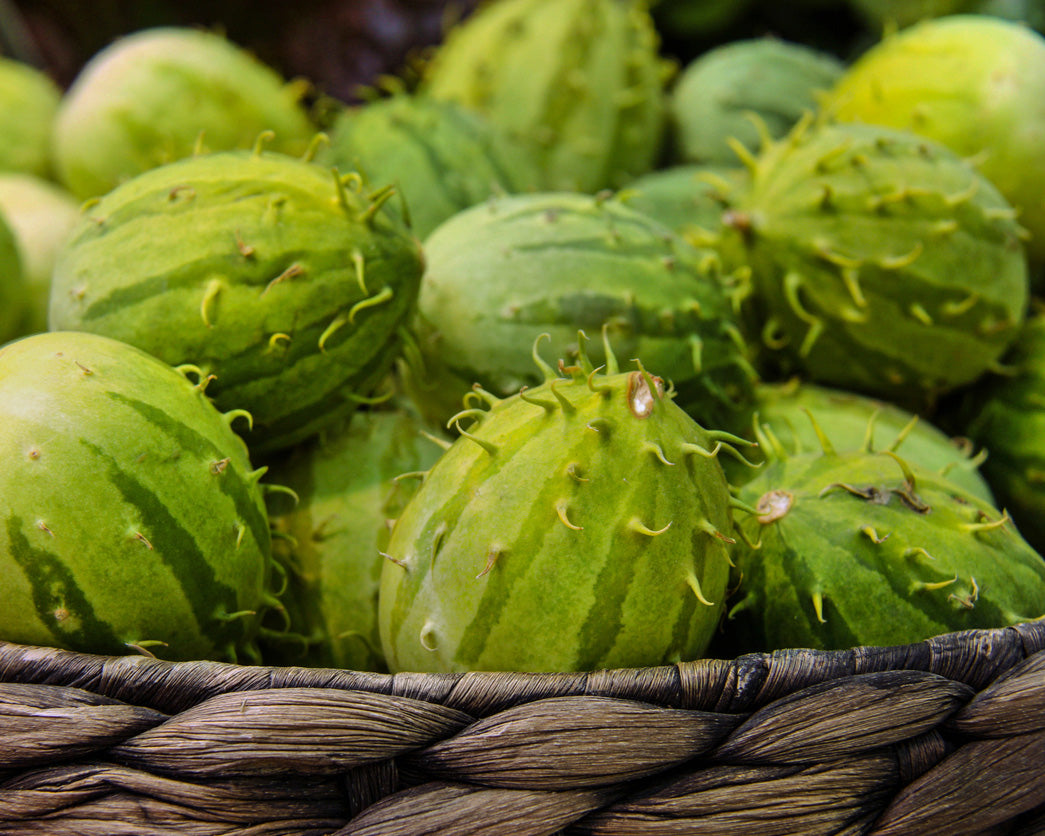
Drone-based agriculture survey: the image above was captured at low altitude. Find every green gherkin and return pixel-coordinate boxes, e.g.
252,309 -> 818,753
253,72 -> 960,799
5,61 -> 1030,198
0,209 -> 25,344
716,118 -> 1029,406
726,379 -> 994,503
617,165 -> 748,244
404,191 -> 758,431
962,305 -> 1045,553
263,407 -> 448,671
0,57 -> 61,179
669,38 -> 844,167
380,337 -> 741,673
52,27 -> 315,200
423,0 -> 671,193
48,149 -> 425,455
319,94 -> 541,240
725,425 -> 1045,655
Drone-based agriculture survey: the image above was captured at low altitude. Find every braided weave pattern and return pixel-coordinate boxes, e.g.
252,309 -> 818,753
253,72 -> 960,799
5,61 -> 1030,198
1,621 -> 1043,835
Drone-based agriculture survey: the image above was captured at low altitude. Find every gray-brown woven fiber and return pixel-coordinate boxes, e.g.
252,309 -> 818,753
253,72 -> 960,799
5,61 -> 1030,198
1,620 -> 1043,835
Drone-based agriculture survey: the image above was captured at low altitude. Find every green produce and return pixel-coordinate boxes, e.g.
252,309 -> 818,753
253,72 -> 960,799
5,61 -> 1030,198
0,331 -> 278,662
727,425 -> 1045,653
406,191 -> 757,431
715,118 -> 1028,406
618,164 -> 747,244
48,148 -> 425,455
52,26 -> 315,199
0,174 -> 81,337
265,407 -> 447,671
728,379 -> 994,503
380,336 -> 742,672
423,0 -> 671,193
0,57 -> 61,179
320,94 -> 541,240
669,37 -> 844,166
848,0 -> 979,29
824,15 -> 1045,263
0,208 -> 25,344
963,305 -> 1045,552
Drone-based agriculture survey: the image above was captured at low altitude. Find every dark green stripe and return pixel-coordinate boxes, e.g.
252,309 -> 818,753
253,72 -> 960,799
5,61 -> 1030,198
6,515 -> 123,652
79,438 -> 238,637
104,391 -> 269,554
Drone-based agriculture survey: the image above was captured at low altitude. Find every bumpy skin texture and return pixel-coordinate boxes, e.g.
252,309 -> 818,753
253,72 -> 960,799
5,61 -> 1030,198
422,0 -> 670,193
53,27 -> 315,200
320,94 -> 542,240
669,37 -> 844,166
0,331 -> 275,662
725,379 -> 994,503
380,350 -> 738,673
963,306 -> 1045,553
0,58 -> 61,179
824,15 -> 1045,263
618,165 -> 748,244
0,174 -> 81,337
0,209 -> 25,344
49,149 -> 425,455
265,408 -> 447,671
727,444 -> 1045,654
717,119 -> 1028,406
407,191 -> 757,431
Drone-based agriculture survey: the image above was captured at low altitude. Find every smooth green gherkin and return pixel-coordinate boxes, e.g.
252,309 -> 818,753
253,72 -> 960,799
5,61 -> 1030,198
0,174 -> 81,338
423,0 -> 671,193
264,407 -> 447,671
380,339 -> 740,673
52,27 -> 315,200
961,304 -> 1045,553
716,118 -> 1029,406
0,208 -> 26,344
0,57 -> 61,179
725,429 -> 1045,654
405,191 -> 758,432
319,94 -> 541,240
669,37 -> 845,167
0,331 -> 277,662
48,149 -> 425,455
726,378 -> 994,503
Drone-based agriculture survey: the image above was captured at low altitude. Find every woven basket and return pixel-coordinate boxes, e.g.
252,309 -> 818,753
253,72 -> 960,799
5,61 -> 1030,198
2,622 -> 1044,836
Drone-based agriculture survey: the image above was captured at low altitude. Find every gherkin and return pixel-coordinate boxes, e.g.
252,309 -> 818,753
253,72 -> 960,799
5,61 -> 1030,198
714,118 -> 1029,407
724,423 -> 1045,654
380,336 -> 743,673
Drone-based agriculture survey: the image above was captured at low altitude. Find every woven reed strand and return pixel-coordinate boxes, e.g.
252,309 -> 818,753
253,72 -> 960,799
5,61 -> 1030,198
0,621 -> 1043,836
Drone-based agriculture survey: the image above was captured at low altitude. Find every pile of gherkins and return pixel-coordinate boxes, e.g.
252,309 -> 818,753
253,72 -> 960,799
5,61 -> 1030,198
1,0 -> 1045,674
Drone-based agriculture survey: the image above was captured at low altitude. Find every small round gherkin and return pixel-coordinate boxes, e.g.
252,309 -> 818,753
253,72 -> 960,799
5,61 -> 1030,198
423,0 -> 671,193
0,57 -> 61,179
49,148 -> 425,455
319,94 -> 541,240
52,27 -> 315,200
669,37 -> 844,167
380,337 -> 743,673
715,118 -> 1029,406
962,304 -> 1045,553
725,424 -> 1045,655
405,191 -> 758,431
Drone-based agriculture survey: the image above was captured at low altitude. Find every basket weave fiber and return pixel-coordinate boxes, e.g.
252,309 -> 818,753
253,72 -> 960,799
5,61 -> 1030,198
1,621 -> 1044,836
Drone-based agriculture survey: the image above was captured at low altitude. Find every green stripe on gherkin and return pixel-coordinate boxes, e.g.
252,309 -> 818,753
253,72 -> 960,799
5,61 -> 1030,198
104,391 -> 268,553
6,514 -> 123,652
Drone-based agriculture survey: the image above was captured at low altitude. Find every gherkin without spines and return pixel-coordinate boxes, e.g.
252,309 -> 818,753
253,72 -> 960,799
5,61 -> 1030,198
714,117 -> 1029,407
0,57 -> 61,179
723,418 -> 1045,655
380,334 -> 745,673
